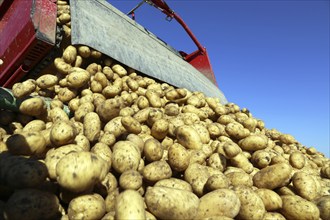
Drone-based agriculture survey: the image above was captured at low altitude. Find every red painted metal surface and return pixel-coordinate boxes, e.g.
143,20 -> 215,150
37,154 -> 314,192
0,0 -> 57,88
149,0 -> 217,85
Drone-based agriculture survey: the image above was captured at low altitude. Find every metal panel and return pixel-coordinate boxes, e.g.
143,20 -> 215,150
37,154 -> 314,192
70,0 -> 227,104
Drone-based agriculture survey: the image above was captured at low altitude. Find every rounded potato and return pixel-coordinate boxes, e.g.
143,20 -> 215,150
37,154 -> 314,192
204,173 -> 230,191
67,68 -> 90,88
315,195 -> 330,220
280,195 -> 320,220
45,144 -> 84,179
68,194 -> 106,220
36,74 -> 58,89
6,131 -> 46,155
225,171 -> 253,187
23,119 -> 46,132
196,189 -> 241,219
253,163 -> 292,189
143,138 -> 164,162
50,120 -> 76,146
115,189 -> 145,219
19,97 -> 46,116
62,45 -> 77,64
4,189 -> 60,220
91,142 -> 112,171
142,160 -> 172,182
233,185 -> 266,220
255,188 -> 283,211
145,186 -> 199,220
111,141 -> 141,173
262,212 -> 286,220
56,151 -> 108,193
167,142 -> 190,172
119,170 -> 142,190
184,163 -> 211,196
289,151 -> 306,169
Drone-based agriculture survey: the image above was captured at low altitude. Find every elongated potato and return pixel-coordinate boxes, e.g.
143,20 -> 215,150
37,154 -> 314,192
19,97 -> 47,116
175,125 -> 203,150
142,160 -> 172,182
6,132 -> 46,155
115,190 -> 146,219
255,188 -> 283,211
196,189 -> 241,219
83,112 -> 101,143
253,163 -> 292,189
280,195 -> 320,220
145,186 -> 199,220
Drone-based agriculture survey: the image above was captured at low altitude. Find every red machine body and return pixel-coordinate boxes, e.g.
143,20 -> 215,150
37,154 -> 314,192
0,0 -> 57,88
129,0 -> 217,85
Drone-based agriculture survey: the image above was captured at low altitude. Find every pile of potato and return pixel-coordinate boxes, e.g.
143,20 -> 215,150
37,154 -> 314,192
0,0 -> 329,219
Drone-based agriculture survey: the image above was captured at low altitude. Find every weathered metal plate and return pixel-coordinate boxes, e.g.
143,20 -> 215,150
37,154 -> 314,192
70,0 -> 227,103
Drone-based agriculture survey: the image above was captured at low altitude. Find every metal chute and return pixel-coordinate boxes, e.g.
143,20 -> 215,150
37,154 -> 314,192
69,0 -> 227,104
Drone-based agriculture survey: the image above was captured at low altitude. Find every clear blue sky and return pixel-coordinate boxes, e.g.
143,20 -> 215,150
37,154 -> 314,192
108,0 -> 329,157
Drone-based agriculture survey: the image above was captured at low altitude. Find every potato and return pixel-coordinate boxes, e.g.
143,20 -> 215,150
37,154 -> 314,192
77,45 -> 91,58
222,141 -> 241,158
280,195 -> 320,220
36,74 -> 58,89
121,115 -> 142,134
115,189 -> 145,219
154,178 -> 192,192
315,195 -> 330,220
4,189 -> 60,220
12,79 -> 36,98
57,87 -> 77,103
229,152 -> 254,173
151,118 -> 168,140
253,163 -> 292,189
143,138 -> 163,162
105,188 -> 119,213
111,141 -> 141,173
56,151 -> 108,192
48,107 -> 70,122
0,155 -> 48,189
289,151 -> 306,169
167,142 -> 190,172
96,98 -> 123,122
262,212 -> 286,220
119,170 -> 142,190
204,173 -> 230,192
279,134 -> 296,145
83,112 -> 101,142
62,45 -> 77,64
68,194 -> 106,220
6,131 -> 46,155
19,97 -> 46,116
233,185 -> 266,220
91,142 -> 112,171
45,144 -> 84,179
225,171 -> 253,187
74,102 -> 94,122
50,120 -> 76,146
207,152 -> 227,172
238,134 -> 268,151
184,163 -> 211,196
54,57 -> 71,74
196,189 -> 241,219
145,89 -> 162,108
255,188 -> 283,211
175,125 -> 203,150
67,68 -> 90,88
251,150 -> 271,168
292,171 -> 320,201
95,172 -> 118,197
145,186 -> 199,219
142,160 -> 172,182
225,122 -> 250,140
